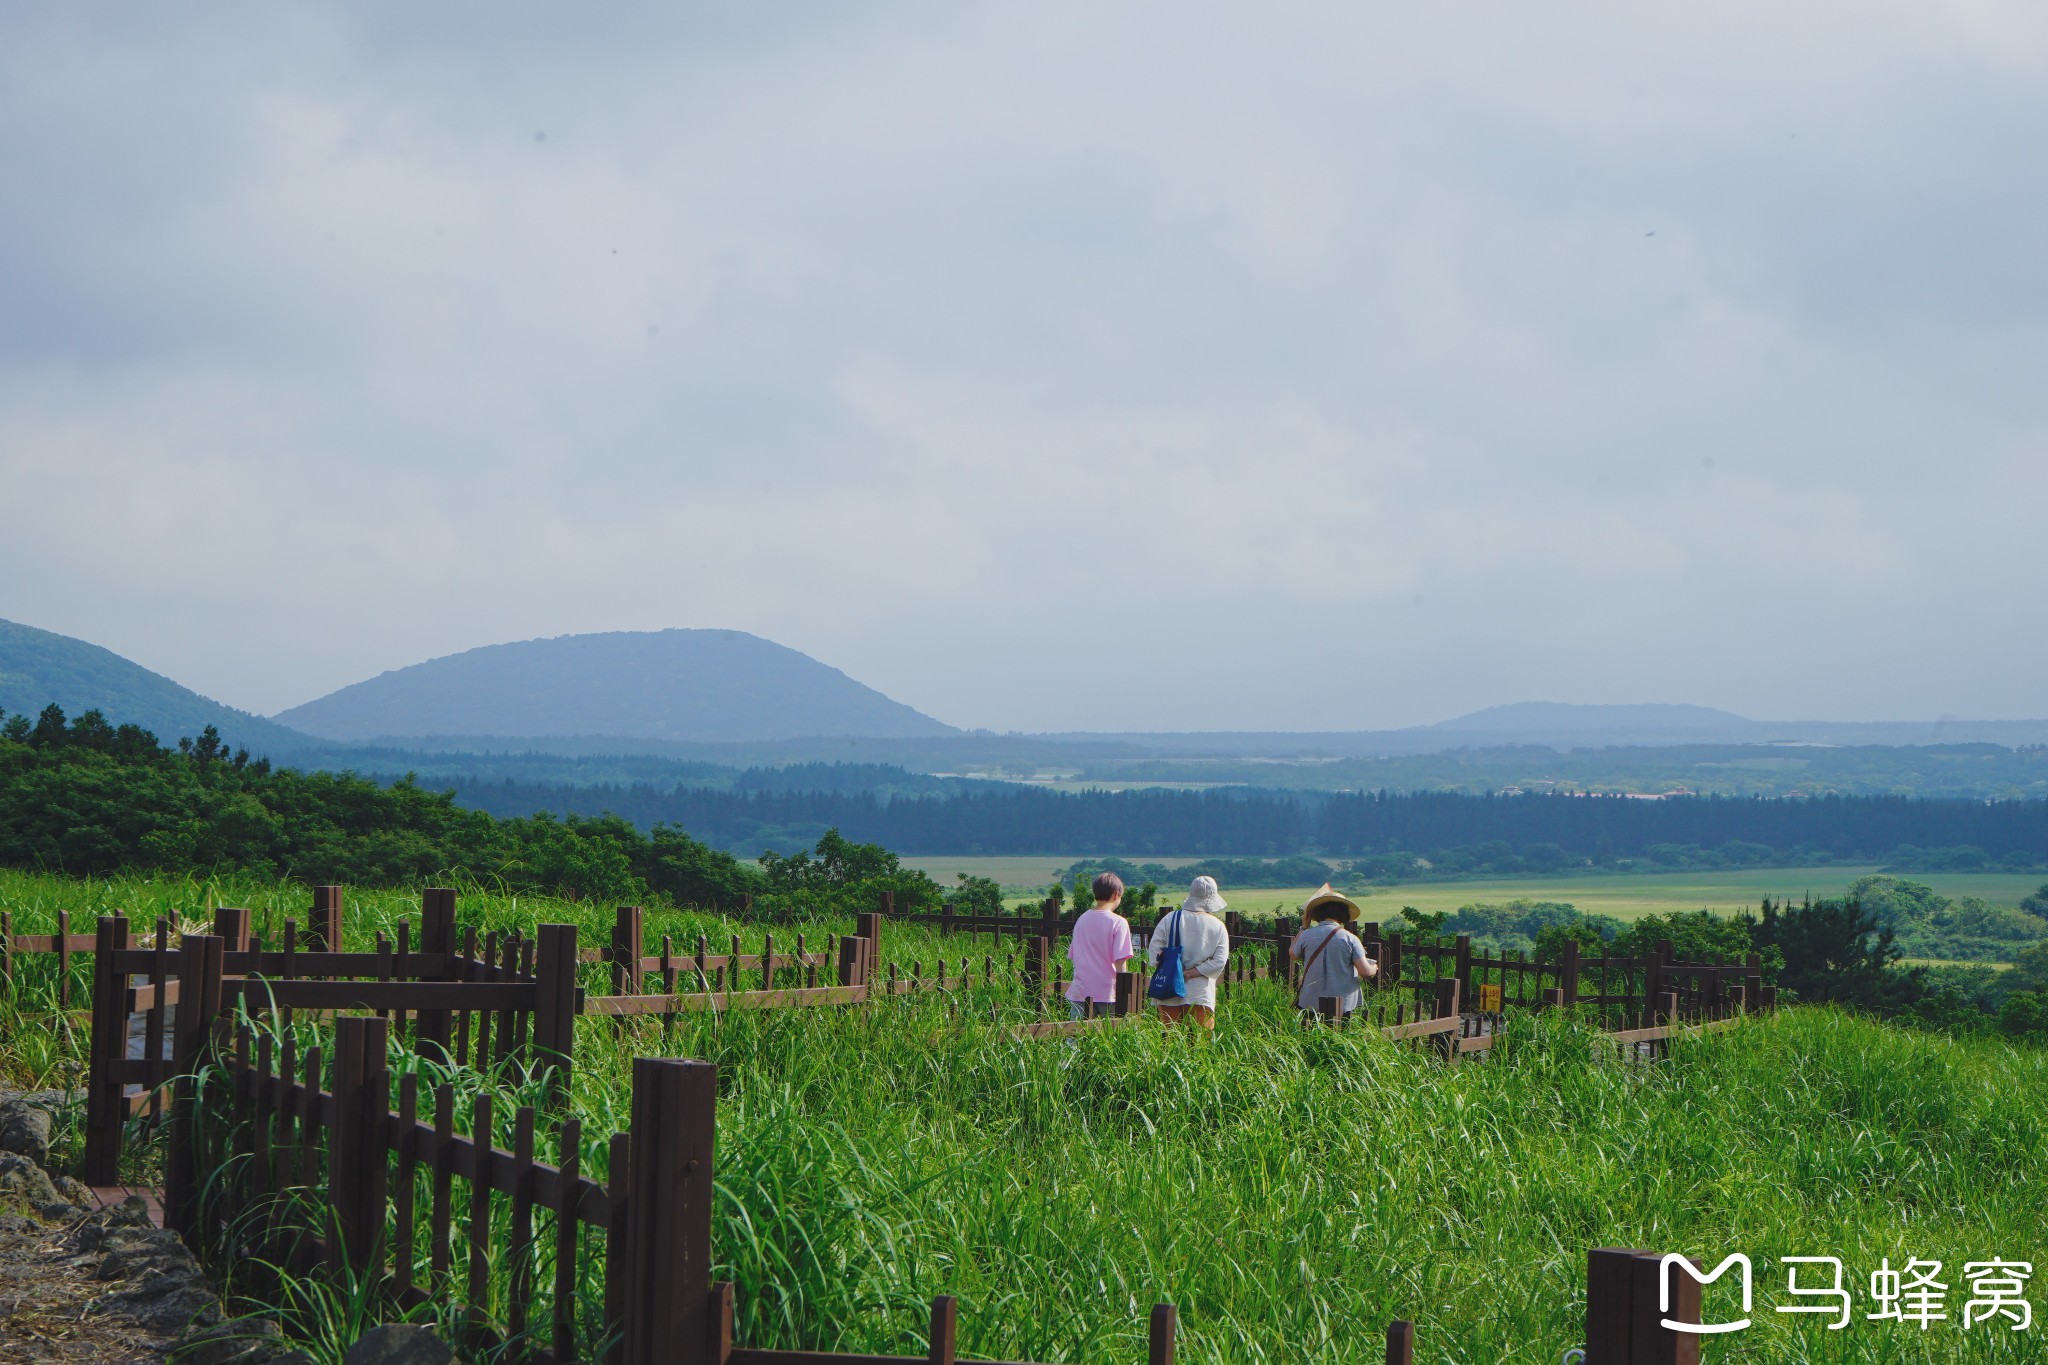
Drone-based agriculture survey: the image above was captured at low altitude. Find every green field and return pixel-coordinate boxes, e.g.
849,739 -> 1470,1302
897,857 -> 2046,921
4,869 -> 2047,1361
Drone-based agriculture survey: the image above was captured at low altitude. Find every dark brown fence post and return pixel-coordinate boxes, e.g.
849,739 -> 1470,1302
164,933 -> 225,1241
1114,970 -> 1139,1017
1384,1320 -> 1414,1365
837,935 -> 864,988
1025,936 -> 1051,998
309,885 -> 343,952
212,907 -> 252,952
856,911 -> 882,966
1432,978 -> 1461,1059
708,1280 -> 735,1365
330,1015 -> 391,1279
81,915 -> 132,1185
1041,897 -> 1059,942
878,890 -> 896,919
1586,1246 -> 1651,1363
621,1058 -> 717,1365
1560,938 -> 1581,1007
927,1296 -> 958,1365
415,888 -> 457,1062
1149,1303 -> 1177,1365
1453,934 -> 1473,1006
1760,985 -> 1778,1011
534,924 -> 580,1101
612,906 -> 645,996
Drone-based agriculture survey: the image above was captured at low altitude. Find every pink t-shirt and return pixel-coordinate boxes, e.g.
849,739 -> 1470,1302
1066,906 -> 1134,1006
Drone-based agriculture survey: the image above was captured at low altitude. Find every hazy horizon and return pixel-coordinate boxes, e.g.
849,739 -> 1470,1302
4,4 -> 2044,732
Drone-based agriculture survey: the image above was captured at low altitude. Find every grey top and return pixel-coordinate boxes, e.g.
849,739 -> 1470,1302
1292,921 -> 1367,1013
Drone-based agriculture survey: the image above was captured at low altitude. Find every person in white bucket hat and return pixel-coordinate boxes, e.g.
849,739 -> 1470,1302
1148,875 -> 1232,1028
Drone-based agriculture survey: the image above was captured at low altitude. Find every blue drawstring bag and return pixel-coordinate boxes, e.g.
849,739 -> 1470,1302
1148,910 -> 1187,1001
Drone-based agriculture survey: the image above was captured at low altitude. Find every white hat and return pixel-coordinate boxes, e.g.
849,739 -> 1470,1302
1182,875 -> 1228,915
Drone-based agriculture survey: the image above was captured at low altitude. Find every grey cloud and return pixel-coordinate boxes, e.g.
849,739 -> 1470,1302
1,1 -> 2044,730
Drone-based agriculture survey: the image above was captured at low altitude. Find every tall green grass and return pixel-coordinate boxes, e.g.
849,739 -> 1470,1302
6,871 -> 2045,1362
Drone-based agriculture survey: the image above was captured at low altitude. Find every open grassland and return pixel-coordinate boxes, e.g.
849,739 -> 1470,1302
5,871 -> 2047,1361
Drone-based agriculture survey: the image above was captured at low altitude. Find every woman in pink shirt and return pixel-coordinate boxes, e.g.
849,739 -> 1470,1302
1066,872 -> 1134,1018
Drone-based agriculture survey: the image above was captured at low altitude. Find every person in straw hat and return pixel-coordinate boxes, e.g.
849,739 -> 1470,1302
1290,883 -> 1378,1018
1149,875 -> 1232,1028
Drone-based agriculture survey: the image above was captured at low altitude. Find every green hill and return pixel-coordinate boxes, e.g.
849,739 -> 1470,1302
0,617 -> 313,754
274,628 -> 958,744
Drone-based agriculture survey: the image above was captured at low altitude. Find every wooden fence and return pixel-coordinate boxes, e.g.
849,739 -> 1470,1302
83,903 -> 1740,1363
891,895 -> 1772,1031
158,974 -> 1186,1365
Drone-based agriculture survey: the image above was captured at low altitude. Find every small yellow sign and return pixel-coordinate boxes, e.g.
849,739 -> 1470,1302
1477,984 -> 1503,1013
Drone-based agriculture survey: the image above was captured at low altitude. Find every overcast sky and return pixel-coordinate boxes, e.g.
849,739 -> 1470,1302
4,3 -> 2045,732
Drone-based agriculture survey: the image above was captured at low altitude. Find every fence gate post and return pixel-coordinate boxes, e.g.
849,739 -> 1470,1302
416,888 -> 457,1063
212,907 -> 252,953
330,1016 -> 391,1279
613,906 -> 646,996
534,924 -> 580,1102
1453,934 -> 1473,1007
309,885 -> 344,953
837,935 -> 864,988
164,933 -> 225,1242
82,915 -> 133,1185
1560,939 -> 1581,1007
1025,936 -> 1051,998
1431,979 -> 1461,1059
622,1058 -> 717,1365
1383,1320 -> 1414,1365
1114,970 -> 1139,1017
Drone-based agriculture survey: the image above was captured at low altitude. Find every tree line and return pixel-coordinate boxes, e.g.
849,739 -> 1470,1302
451,773 -> 2047,866
0,704 -> 935,915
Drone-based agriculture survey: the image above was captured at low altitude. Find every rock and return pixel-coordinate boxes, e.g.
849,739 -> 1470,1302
68,1194 -> 153,1250
179,1313 -> 289,1365
74,1204 -> 219,1334
0,1098 -> 53,1166
0,1150 -> 60,1210
0,1210 -> 36,1234
344,1323 -> 456,1365
53,1173 -> 95,1207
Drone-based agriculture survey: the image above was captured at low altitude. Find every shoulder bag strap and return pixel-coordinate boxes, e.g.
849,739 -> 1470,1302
1301,925 -> 1337,978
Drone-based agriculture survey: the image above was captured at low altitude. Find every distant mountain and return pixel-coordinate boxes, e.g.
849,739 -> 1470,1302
1430,702 -> 1754,738
274,629 -> 958,744
0,617 -> 313,753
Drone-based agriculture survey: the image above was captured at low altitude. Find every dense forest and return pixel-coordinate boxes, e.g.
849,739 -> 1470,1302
0,704 -> 936,915
452,772 -> 2048,868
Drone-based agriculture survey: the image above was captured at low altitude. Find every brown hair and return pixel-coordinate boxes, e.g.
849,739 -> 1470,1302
1091,872 -> 1125,904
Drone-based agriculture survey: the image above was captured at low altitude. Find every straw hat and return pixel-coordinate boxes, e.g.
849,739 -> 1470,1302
1181,875 -> 1228,915
1300,883 -> 1360,927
